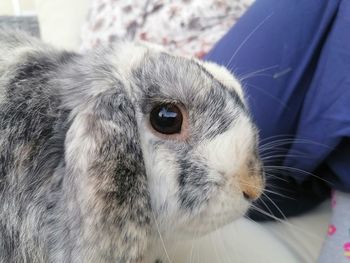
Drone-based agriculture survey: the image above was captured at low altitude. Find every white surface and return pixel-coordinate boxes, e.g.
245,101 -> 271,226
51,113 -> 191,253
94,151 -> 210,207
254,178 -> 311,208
263,201 -> 331,263
158,218 -> 301,263
35,0 -> 90,50
148,202 -> 330,263
34,1 -> 332,261
0,0 -> 36,15
0,0 -> 15,15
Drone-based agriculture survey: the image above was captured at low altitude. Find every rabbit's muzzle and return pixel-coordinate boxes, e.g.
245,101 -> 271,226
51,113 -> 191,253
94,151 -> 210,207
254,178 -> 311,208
237,157 -> 265,201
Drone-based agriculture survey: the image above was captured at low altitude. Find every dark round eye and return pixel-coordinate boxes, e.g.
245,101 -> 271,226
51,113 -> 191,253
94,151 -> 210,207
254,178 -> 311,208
150,104 -> 183,135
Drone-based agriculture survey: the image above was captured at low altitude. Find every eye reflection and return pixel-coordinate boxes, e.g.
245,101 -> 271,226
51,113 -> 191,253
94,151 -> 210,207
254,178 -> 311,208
150,104 -> 183,135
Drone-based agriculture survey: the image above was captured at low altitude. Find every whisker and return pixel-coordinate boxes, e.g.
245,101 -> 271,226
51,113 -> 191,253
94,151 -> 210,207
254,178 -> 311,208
237,177 -> 294,199
242,73 -> 271,81
262,188 -> 294,199
245,83 -> 289,108
261,153 -> 311,161
252,199 -> 334,255
250,204 -> 327,240
225,13 -> 274,68
238,64 -> 279,81
152,211 -> 173,263
259,134 -> 296,144
262,192 -> 288,220
257,194 -> 275,217
264,182 -> 297,193
264,172 -> 290,182
259,145 -> 296,153
264,165 -> 332,185
191,226 -> 201,263
260,138 -> 334,151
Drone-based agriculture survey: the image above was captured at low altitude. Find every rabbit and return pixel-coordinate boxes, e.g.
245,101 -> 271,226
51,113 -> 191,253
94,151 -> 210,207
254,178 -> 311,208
0,30 -> 264,263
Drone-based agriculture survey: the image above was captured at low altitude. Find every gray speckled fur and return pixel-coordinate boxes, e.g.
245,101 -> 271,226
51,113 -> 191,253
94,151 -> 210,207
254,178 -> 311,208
0,31 -> 261,263
0,31 -> 151,263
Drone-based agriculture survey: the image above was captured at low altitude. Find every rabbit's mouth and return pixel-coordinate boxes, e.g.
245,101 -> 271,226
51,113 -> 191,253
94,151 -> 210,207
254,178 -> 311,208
174,167 -> 264,238
171,187 -> 252,238
178,212 -> 244,237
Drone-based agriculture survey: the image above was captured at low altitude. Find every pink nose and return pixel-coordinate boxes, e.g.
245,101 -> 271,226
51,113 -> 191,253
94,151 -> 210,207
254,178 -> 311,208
240,184 -> 263,201
237,159 -> 264,201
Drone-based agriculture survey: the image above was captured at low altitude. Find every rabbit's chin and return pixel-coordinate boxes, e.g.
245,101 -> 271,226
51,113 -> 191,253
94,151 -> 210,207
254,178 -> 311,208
178,207 -> 250,239
161,195 -> 251,240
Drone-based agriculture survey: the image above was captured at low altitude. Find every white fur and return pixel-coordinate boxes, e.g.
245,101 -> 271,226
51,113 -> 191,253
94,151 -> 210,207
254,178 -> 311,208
202,115 -> 254,177
137,115 -> 181,232
198,60 -> 246,103
108,41 -> 148,99
181,115 -> 254,235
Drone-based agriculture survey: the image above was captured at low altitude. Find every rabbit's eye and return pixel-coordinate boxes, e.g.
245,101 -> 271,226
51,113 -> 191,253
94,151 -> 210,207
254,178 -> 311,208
150,104 -> 183,135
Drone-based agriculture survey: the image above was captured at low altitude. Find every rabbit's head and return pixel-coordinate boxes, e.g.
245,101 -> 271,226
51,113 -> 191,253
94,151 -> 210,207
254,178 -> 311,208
59,42 -> 264,260
128,44 -> 265,237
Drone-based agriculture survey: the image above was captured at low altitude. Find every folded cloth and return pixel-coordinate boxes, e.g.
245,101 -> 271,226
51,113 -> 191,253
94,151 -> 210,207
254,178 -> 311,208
205,0 -> 350,218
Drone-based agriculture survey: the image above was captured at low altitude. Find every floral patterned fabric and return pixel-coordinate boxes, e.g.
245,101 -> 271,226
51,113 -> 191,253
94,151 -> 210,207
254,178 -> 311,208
81,0 -> 254,58
318,191 -> 350,262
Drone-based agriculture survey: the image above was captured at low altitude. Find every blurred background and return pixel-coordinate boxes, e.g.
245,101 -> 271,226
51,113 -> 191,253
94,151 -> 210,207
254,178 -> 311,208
0,0 -> 36,15
0,0 -> 252,54
0,0 -> 88,50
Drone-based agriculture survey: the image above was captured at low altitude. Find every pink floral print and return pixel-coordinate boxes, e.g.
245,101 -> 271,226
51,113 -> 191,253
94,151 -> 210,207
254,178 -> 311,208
344,242 -> 350,259
81,0 -> 254,57
328,224 -> 337,236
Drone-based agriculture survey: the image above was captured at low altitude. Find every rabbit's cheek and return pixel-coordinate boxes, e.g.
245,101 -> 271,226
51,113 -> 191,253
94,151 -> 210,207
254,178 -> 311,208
199,114 -> 257,181
138,133 -> 181,223
193,114 -> 263,216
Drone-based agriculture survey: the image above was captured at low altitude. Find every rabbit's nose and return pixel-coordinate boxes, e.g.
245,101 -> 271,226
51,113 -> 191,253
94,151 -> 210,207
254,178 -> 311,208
241,184 -> 262,201
237,159 -> 265,201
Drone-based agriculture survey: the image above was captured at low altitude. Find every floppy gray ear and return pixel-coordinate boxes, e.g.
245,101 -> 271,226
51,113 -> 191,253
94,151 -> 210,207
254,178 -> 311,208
62,90 -> 151,262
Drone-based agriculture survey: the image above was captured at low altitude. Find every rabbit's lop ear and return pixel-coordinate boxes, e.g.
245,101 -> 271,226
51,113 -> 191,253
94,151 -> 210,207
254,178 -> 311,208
63,90 -> 151,262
